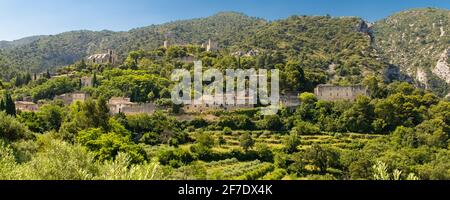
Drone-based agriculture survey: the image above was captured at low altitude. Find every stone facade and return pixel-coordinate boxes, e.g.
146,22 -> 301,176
55,92 -> 90,105
80,76 -> 93,87
183,94 -> 255,113
15,101 -> 39,112
231,50 -> 260,57
164,40 -> 171,49
280,94 -> 300,108
108,97 -> 156,115
87,50 -> 117,65
205,39 -> 218,52
314,85 -> 368,101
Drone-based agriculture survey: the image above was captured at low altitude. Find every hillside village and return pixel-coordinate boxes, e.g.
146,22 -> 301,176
13,39 -> 369,115
1,8 -> 449,181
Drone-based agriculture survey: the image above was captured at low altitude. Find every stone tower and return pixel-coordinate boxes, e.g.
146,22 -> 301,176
206,39 -> 218,52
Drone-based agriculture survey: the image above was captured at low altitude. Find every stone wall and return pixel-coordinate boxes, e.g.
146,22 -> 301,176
314,85 -> 368,101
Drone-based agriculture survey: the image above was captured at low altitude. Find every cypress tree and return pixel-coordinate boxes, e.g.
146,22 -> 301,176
93,72 -> 97,88
25,72 -> 32,84
4,92 -> 16,116
0,98 -> 5,112
45,69 -> 51,79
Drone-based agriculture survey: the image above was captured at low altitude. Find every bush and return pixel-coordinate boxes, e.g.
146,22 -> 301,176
77,128 -> 147,164
292,121 -> 321,135
237,163 -> 274,180
158,148 -> 194,168
19,137 -> 98,180
0,112 -> 32,141
262,169 -> 288,180
223,127 -> 233,135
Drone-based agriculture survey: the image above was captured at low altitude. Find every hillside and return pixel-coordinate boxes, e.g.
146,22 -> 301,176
373,8 -> 450,96
0,12 -> 266,75
0,12 -> 385,86
0,35 -> 47,49
1,9 -> 449,95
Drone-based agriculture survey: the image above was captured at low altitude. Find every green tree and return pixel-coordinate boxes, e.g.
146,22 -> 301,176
239,132 -> 254,151
196,132 -> 214,149
304,144 -> 340,173
217,134 -> 226,147
0,112 -> 31,141
283,61 -> 306,92
37,104 -> 65,132
284,131 -> 301,153
3,91 -> 15,116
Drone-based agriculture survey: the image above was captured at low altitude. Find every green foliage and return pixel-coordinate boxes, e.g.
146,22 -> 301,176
292,121 -> 321,135
258,115 -> 284,131
31,77 -> 78,101
239,132 -> 255,151
77,126 -> 147,164
217,114 -> 254,130
98,73 -> 170,102
374,8 -> 450,95
303,144 -> 340,173
158,148 -> 194,168
127,112 -> 187,146
2,91 -> 16,116
223,127 -> 233,135
59,98 -> 111,141
0,112 -> 32,141
283,131 -> 301,153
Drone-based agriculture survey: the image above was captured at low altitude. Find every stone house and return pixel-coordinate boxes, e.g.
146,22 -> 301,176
280,94 -> 300,108
55,92 -> 90,105
183,94 -> 255,113
108,97 -> 156,115
87,50 -> 117,65
314,85 -> 368,101
80,76 -> 93,87
15,101 -> 39,112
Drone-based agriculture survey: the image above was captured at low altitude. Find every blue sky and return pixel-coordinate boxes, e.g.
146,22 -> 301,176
0,0 -> 449,41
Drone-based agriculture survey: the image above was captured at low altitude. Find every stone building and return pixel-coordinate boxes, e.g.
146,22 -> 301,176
15,101 -> 39,112
205,39 -> 218,52
80,76 -> 93,87
108,97 -> 156,115
55,92 -> 90,105
183,94 -> 254,113
314,85 -> 368,101
280,93 -> 300,108
164,40 -> 171,49
87,50 -> 117,65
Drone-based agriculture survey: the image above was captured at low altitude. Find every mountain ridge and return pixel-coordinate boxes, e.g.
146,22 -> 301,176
0,9 -> 448,94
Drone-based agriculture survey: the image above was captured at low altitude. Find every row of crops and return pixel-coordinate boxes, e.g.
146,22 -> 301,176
208,160 -> 275,180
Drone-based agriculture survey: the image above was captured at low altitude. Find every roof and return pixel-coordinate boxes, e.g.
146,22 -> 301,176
15,101 -> 37,105
108,97 -> 135,105
87,53 -> 110,60
316,84 -> 366,88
